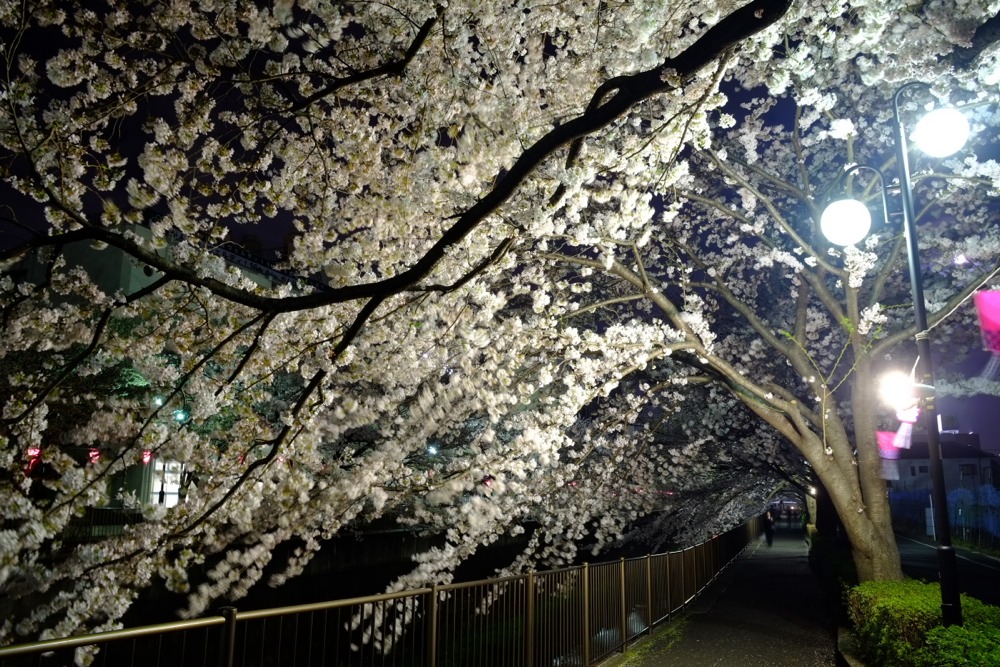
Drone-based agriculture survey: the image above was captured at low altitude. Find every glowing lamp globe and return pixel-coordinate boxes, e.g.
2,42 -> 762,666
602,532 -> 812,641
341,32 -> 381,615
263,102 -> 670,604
911,107 -> 969,158
820,198 -> 871,246
878,371 -> 917,412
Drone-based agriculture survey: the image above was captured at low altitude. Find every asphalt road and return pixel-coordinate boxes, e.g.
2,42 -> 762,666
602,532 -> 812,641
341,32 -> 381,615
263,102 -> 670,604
897,534 -> 1000,606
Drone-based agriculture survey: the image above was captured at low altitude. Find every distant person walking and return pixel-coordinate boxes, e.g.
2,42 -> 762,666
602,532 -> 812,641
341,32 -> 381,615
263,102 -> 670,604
763,511 -> 775,547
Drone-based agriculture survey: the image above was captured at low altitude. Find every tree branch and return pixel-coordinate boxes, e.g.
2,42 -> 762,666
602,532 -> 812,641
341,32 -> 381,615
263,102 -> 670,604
2,275 -> 172,425
174,369 -> 326,538
281,14 -> 439,115
945,10 -> 1000,69
13,0 -> 793,320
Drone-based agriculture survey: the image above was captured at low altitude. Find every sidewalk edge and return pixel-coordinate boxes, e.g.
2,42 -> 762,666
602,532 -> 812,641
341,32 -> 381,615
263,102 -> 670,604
836,627 -> 866,667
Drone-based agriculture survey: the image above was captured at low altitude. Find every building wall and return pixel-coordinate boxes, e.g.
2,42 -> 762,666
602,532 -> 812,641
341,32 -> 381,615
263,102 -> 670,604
897,456 -> 996,492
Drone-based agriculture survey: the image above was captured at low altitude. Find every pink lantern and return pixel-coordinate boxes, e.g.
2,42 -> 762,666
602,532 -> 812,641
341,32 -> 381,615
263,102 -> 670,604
974,290 -> 1000,380
25,446 -> 42,477
876,404 -> 920,481
893,407 -> 919,450
877,431 -> 901,480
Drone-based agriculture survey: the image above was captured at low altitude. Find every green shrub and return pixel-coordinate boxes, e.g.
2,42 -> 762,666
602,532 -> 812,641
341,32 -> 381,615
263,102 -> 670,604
848,580 -> 1000,667
915,623 -> 1000,667
848,580 -> 941,666
953,593 -> 1000,628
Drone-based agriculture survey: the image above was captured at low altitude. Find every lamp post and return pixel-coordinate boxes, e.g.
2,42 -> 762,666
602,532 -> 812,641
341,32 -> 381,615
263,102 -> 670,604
892,82 -> 963,627
820,82 -> 967,626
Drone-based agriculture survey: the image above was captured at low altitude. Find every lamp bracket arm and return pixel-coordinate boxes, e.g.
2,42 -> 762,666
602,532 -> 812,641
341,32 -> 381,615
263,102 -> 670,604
832,164 -> 891,218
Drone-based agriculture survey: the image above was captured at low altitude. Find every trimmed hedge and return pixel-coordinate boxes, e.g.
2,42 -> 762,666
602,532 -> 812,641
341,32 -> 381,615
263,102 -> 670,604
917,623 -> 1000,667
847,580 -> 1000,666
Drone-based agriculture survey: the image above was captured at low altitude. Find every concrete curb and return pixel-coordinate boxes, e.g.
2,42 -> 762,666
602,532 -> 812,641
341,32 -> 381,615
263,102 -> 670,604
836,627 -> 865,667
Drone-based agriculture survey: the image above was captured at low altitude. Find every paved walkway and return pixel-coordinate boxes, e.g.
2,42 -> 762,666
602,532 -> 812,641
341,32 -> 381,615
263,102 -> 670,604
604,527 -> 837,667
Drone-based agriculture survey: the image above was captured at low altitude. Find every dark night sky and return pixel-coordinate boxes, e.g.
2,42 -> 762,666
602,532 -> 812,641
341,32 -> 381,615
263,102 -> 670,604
937,349 -> 1000,454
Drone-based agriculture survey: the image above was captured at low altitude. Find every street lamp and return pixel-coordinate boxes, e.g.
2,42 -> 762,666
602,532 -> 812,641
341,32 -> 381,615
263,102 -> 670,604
820,82 -> 966,626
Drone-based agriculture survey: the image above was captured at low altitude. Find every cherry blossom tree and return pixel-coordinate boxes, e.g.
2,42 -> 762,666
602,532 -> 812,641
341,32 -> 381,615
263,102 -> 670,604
532,11 -> 1000,581
1,0 -> 998,645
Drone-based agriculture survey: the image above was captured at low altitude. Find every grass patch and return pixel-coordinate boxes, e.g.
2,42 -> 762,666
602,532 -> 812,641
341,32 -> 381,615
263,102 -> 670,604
600,617 -> 688,666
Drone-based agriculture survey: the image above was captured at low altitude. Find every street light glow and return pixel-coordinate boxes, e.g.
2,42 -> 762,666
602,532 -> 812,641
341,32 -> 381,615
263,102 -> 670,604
878,371 -> 917,411
911,107 -> 969,158
820,198 -> 872,246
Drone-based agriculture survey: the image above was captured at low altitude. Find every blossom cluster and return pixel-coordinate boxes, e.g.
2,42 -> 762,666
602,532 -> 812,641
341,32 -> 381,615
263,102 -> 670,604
1,0 -> 999,645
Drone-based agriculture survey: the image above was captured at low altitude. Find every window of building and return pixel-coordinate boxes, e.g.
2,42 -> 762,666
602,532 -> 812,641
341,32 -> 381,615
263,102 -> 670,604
152,459 -> 184,507
959,464 -> 977,477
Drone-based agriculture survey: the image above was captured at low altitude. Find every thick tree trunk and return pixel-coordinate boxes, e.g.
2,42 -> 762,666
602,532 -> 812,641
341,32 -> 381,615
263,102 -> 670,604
845,356 -> 905,581
783,427 -> 905,580
746,398 -> 905,580
813,452 -> 904,580
842,504 -> 904,581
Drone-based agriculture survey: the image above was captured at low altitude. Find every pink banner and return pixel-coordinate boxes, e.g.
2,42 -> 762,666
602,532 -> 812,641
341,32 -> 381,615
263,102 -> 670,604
974,290 -> 1000,353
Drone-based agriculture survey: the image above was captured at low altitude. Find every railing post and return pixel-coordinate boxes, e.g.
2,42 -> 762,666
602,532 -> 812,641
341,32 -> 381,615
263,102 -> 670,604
217,606 -> 237,667
679,549 -> 686,609
582,563 -> 591,666
699,542 -> 706,588
619,558 -> 627,653
709,537 -> 715,579
665,552 -> 672,617
712,536 -> 719,579
526,573 -> 535,667
645,555 -> 652,634
428,586 -> 438,667
704,540 -> 710,582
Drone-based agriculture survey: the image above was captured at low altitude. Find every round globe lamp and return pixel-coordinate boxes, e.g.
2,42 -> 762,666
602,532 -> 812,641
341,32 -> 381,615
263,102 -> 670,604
878,371 -> 917,412
820,198 -> 872,246
911,107 -> 969,158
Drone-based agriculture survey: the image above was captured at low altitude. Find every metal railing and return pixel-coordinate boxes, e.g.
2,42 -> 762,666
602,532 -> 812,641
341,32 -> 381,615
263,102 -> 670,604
63,508 -> 145,542
0,518 -> 761,667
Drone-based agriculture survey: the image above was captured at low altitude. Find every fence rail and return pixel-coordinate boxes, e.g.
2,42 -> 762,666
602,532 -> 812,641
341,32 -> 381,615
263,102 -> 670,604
0,517 -> 761,667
